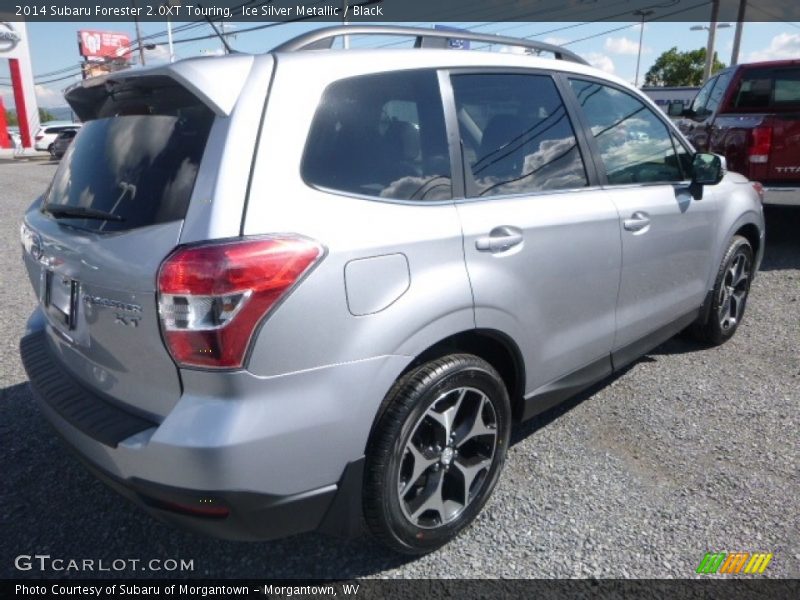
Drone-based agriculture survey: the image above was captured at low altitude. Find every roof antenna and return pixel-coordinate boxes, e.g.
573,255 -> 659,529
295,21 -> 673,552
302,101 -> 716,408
197,2 -> 235,54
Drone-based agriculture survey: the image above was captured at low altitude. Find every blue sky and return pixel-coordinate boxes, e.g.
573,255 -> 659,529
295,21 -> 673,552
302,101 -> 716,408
3,19 -> 800,109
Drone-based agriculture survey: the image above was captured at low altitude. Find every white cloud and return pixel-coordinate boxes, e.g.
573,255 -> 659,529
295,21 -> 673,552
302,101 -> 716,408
584,52 -> 615,74
604,36 -> 648,56
35,85 -> 65,108
543,36 -> 568,46
747,33 -> 800,62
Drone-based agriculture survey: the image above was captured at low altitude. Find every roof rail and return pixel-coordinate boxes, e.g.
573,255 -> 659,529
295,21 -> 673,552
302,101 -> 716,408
271,25 -> 589,66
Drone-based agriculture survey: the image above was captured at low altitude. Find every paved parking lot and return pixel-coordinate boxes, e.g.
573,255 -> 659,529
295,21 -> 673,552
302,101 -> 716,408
1,160 -> 798,579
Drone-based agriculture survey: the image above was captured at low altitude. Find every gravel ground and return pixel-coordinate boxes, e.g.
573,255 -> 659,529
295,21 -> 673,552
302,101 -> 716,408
1,160 -> 798,579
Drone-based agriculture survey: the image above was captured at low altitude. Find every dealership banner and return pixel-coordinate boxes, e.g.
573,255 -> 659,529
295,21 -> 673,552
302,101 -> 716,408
7,0 -> 800,22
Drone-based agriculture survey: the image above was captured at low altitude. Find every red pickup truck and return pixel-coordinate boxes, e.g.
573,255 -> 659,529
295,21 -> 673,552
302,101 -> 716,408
670,59 -> 800,206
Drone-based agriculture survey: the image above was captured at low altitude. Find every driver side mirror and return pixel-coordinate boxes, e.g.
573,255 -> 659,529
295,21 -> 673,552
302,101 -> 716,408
690,153 -> 725,198
667,101 -> 686,117
692,152 -> 725,185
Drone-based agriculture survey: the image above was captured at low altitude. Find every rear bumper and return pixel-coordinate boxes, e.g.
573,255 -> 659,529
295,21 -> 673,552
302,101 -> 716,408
19,326 -> 395,541
762,186 -> 800,206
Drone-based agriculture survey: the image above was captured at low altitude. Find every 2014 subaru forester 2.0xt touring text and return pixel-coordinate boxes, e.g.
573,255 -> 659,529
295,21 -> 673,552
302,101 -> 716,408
19,26 -> 765,554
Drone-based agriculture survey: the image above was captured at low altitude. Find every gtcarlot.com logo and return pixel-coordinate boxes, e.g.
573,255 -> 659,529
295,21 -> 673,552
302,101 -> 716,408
14,554 -> 194,573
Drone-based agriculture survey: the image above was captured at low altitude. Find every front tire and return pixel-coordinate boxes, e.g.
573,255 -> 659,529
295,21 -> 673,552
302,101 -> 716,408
690,235 -> 754,345
363,354 -> 511,554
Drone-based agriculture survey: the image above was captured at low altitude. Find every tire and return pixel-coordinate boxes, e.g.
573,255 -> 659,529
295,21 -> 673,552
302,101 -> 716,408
689,235 -> 754,345
363,354 -> 511,554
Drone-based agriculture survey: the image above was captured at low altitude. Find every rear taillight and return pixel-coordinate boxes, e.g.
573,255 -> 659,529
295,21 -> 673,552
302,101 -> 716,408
748,126 -> 772,164
157,236 -> 323,369
35,135 -> 43,141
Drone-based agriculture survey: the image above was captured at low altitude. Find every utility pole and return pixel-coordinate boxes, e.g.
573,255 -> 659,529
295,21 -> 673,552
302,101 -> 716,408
703,0 -> 720,82
730,0 -> 747,66
131,0 -> 146,66
343,0 -> 350,49
633,9 -> 654,87
166,0 -> 181,62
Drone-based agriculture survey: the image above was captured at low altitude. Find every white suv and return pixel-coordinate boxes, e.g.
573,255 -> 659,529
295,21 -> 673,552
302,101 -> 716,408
34,122 -> 81,154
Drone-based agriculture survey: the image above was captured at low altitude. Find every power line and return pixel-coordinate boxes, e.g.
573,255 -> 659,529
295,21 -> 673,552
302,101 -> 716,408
744,2 -> 800,29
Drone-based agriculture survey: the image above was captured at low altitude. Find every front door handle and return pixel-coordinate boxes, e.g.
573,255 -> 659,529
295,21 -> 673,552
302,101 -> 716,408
476,226 -> 524,253
623,211 -> 651,232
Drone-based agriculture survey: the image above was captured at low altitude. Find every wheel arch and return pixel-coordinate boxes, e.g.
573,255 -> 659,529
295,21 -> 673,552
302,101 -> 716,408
365,328 -> 526,454
734,221 -> 761,259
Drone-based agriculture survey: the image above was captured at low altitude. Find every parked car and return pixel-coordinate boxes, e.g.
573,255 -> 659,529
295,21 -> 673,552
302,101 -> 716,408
50,128 -> 78,159
19,26 -> 765,555
34,122 -> 81,154
669,59 -> 800,206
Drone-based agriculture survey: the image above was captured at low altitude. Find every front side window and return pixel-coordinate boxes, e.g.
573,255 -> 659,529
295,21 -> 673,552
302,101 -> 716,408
689,77 -> 717,116
302,70 -> 452,201
706,71 -> 733,113
569,79 -> 686,185
451,73 -> 588,198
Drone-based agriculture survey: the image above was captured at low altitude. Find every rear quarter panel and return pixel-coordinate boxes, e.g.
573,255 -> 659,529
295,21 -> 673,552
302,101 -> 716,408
242,55 -> 475,378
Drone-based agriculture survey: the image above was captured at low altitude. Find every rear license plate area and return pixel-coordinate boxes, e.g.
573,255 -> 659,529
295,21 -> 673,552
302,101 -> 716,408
45,271 -> 79,330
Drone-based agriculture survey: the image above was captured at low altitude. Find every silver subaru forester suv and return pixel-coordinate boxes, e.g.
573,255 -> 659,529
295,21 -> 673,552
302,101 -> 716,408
19,26 -> 765,554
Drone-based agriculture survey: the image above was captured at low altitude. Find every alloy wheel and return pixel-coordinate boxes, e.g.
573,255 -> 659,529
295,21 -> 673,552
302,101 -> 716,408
397,386 -> 498,529
718,251 -> 751,332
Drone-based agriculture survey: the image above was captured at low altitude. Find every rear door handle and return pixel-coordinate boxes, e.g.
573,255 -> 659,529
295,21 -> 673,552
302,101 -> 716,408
623,212 -> 651,232
476,226 -> 524,253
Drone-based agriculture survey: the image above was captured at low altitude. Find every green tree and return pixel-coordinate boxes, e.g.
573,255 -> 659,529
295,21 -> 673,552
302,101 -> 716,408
39,107 -> 57,122
644,47 -> 726,87
5,110 -> 17,126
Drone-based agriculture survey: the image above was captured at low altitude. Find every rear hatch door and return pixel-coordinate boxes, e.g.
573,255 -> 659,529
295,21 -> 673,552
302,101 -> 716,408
22,75 -> 216,420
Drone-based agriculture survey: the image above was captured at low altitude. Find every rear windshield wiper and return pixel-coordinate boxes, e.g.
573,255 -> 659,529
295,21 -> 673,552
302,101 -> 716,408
42,205 -> 125,222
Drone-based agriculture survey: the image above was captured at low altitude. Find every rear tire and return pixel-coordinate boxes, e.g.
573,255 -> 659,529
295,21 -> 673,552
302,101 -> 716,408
689,235 -> 753,345
363,354 -> 511,554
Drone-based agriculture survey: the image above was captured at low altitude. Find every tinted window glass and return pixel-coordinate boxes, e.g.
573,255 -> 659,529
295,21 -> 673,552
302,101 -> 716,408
732,67 -> 800,109
570,79 -> 685,184
706,71 -> 732,113
451,74 -> 587,197
302,71 -> 451,201
689,77 -> 716,114
45,79 -> 214,232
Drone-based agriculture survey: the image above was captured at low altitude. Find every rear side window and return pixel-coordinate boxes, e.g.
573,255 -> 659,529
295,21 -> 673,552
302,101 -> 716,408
451,73 -> 588,197
731,67 -> 800,109
45,76 -> 214,232
302,70 -> 452,201
569,79 -> 686,184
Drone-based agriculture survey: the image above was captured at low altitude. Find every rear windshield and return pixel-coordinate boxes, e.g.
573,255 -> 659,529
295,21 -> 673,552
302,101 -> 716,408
45,78 -> 214,232
730,67 -> 800,110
